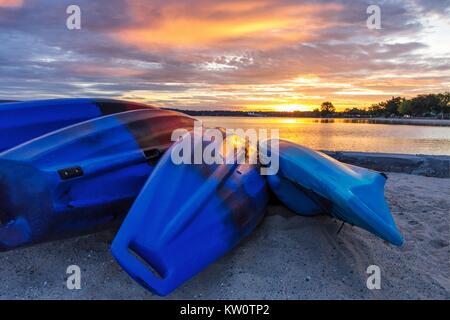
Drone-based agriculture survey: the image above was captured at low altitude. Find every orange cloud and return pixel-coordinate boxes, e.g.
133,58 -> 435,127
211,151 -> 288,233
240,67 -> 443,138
113,1 -> 342,50
0,0 -> 23,8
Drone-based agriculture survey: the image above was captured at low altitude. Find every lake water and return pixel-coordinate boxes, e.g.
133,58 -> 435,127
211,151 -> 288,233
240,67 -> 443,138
197,117 -> 450,155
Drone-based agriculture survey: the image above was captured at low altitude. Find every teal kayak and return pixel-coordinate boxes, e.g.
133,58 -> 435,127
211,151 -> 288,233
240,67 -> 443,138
261,139 -> 404,246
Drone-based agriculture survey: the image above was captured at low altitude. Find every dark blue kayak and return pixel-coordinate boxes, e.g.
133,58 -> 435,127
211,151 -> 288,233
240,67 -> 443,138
0,109 -> 194,251
0,98 -> 151,152
261,139 -> 403,246
112,130 -> 268,296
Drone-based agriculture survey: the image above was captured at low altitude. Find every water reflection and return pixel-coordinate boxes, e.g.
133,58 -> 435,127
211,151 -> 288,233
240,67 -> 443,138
197,116 -> 450,155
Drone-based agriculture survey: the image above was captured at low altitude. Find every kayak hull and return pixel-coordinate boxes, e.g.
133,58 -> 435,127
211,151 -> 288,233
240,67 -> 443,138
0,109 -> 194,251
112,130 -> 268,296
267,174 -> 324,216
262,139 -> 403,246
0,98 -> 151,152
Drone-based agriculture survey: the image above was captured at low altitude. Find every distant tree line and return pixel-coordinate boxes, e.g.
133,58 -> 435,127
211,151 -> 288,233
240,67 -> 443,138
167,92 -> 450,119
312,93 -> 449,118
336,93 -> 449,118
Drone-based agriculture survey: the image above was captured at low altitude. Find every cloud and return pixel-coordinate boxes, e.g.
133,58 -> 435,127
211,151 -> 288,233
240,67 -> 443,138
413,0 -> 450,15
0,0 -> 449,110
0,0 -> 23,8
113,1 -> 343,50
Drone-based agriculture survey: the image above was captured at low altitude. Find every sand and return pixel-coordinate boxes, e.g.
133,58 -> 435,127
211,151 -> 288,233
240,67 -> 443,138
0,173 -> 448,299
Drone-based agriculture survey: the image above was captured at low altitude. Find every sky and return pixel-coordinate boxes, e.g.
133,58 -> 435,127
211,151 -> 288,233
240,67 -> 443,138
0,0 -> 449,111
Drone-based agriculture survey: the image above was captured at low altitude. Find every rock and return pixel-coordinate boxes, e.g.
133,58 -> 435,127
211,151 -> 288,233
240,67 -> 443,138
322,151 -> 450,178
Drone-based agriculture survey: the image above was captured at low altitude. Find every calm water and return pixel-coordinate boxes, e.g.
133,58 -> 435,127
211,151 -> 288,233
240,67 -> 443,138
197,117 -> 450,155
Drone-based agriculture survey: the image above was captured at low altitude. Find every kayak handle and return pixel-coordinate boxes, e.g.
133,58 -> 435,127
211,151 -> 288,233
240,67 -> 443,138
112,241 -> 173,296
57,150 -> 152,180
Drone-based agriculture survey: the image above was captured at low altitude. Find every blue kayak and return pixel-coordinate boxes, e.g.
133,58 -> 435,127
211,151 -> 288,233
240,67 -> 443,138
261,139 -> 403,246
112,130 -> 268,296
0,98 -> 150,152
0,109 -> 194,251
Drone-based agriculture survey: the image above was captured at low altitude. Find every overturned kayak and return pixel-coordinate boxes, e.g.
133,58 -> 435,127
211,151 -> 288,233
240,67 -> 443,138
0,109 -> 194,251
261,139 -> 403,246
0,98 -> 150,152
112,129 -> 268,296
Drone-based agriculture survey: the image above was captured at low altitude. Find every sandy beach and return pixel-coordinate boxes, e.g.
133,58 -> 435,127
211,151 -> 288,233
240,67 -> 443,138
0,172 -> 448,300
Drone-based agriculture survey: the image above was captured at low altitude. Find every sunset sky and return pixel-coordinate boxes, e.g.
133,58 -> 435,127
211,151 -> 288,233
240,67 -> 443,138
0,0 -> 449,111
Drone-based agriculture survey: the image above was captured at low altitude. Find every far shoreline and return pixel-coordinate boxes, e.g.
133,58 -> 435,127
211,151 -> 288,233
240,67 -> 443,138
194,114 -> 450,127
344,117 -> 450,127
165,109 -> 450,127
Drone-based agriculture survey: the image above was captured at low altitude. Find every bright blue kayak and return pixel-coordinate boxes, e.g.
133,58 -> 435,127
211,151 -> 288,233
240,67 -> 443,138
0,109 -> 194,251
112,130 -> 268,296
261,139 -> 403,246
0,98 -> 150,152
